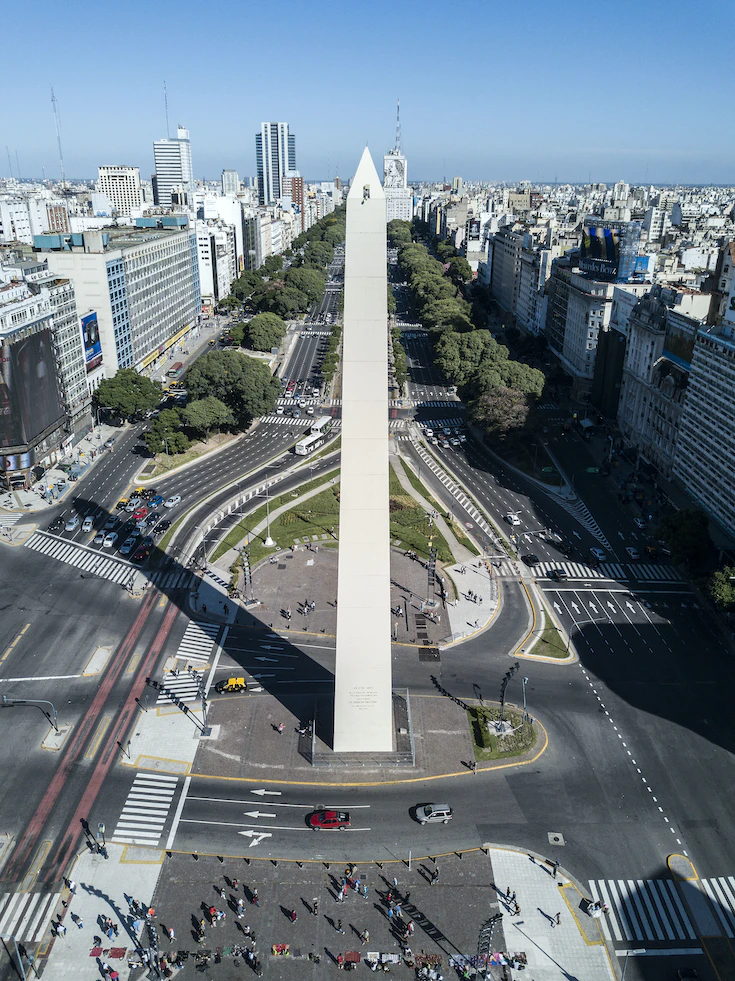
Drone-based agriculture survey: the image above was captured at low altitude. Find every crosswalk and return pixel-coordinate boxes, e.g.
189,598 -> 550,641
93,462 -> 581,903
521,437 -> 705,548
158,620 -> 220,704
149,567 -> 195,590
24,531 -> 136,585
0,512 -> 23,528
261,415 -> 342,428
554,496 -> 612,551
589,877 -> 735,943
532,560 -> 685,583
400,399 -> 464,409
111,772 -> 179,846
418,416 -> 465,431
0,890 -> 61,943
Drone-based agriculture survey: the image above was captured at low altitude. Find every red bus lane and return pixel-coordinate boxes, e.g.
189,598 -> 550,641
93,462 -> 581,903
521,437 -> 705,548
2,592 -> 158,885
47,601 -> 179,880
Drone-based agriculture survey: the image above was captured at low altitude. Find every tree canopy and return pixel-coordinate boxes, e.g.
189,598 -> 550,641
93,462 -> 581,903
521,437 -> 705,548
144,408 -> 191,455
260,254 -> 284,278
93,368 -> 161,420
183,396 -> 234,440
387,219 -> 413,247
185,349 -> 280,427
469,387 -> 531,441
245,312 -> 286,352
658,509 -> 711,568
284,266 -> 326,305
707,565 -> 735,611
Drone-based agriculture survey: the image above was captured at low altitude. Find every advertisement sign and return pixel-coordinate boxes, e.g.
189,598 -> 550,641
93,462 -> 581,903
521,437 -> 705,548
0,331 -> 65,449
580,225 -> 621,280
81,312 -> 103,373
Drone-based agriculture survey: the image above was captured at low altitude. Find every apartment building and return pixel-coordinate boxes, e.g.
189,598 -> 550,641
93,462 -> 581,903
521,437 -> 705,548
97,166 -> 142,216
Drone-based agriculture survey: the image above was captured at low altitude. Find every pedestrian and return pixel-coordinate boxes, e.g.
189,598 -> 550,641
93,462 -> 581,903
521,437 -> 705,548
312,898 -> 319,916
55,921 -> 67,936
551,860 -> 560,879
310,600 -> 315,611
360,928 -> 370,945
73,914 -> 83,929
510,891 -> 516,905
106,924 -> 115,940
353,877 -> 361,892
112,922 -> 119,937
66,879 -> 77,895
217,910 -> 226,922
361,884 -> 369,899
404,891 -> 410,904
290,909 -> 297,922
277,722 -> 285,734
168,926 -> 175,942
431,868 -> 440,885
474,619 -> 479,628
224,603 -> 229,615
514,904 -> 522,916
202,604 -> 207,613
252,889 -> 259,906
219,886 -> 226,899
407,921 -> 415,936
470,760 -> 477,774
555,911 -> 561,926
232,878 -> 239,890
337,953 -> 344,970
387,907 -> 394,922
392,876 -> 399,890
237,899 -> 245,918
336,888 -> 345,903
395,903 -> 402,917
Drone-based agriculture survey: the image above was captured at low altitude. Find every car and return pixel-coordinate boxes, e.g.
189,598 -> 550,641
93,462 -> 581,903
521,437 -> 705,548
150,495 -> 164,508
82,516 -> 95,533
625,546 -> 641,560
276,406 -> 285,415
116,497 -> 129,510
103,514 -> 118,530
458,434 -> 467,442
214,677 -> 248,693
65,515 -> 80,532
549,568 -> 568,582
450,438 -> 460,447
505,513 -> 521,526
416,803 -> 453,825
293,409 -> 301,418
522,553 -> 539,566
590,547 -> 607,562
634,517 -> 647,529
126,498 -> 142,512
308,809 -> 350,831
157,519 -> 172,532
129,526 -> 143,539
103,532 -> 118,548
49,517 -> 65,533
132,507 -> 148,520
558,540 -> 573,557
145,511 -> 160,526
104,437 -> 115,448
119,537 -> 136,556
424,428 -> 434,437
132,545 -> 150,564
93,530 -> 106,546
164,495 -> 181,509
141,535 -> 154,548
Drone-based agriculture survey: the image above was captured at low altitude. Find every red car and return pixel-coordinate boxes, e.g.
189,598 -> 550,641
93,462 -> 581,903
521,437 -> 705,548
308,809 -> 350,831
132,506 -> 148,520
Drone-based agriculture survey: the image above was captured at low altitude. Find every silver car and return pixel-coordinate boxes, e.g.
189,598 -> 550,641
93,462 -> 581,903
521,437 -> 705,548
417,803 -> 453,825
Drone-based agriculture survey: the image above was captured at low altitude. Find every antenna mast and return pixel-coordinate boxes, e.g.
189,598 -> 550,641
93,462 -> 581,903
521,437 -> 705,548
164,80 -> 170,138
395,98 -> 401,154
51,88 -> 66,189
5,147 -> 12,179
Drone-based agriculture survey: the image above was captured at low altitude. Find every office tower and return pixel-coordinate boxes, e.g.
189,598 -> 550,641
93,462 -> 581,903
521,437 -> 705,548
97,166 -> 142,215
255,122 -> 296,205
221,170 -> 239,196
383,101 -> 412,222
153,125 -> 194,209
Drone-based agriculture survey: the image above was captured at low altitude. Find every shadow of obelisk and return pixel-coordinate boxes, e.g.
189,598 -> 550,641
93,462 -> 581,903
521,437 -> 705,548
332,148 -> 393,753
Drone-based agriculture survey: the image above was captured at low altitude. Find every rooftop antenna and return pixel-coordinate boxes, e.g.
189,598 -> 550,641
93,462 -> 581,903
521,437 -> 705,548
5,146 -> 12,179
164,80 -> 170,138
395,97 -> 401,154
51,88 -> 66,189
15,151 -> 21,180
42,165 -> 46,182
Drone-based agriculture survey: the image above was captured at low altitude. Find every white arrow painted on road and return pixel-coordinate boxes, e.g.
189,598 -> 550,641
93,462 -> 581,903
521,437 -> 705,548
571,602 -> 580,613
254,656 -> 279,662
607,601 -> 616,610
238,831 -> 273,847
572,531 -> 581,539
589,602 -> 598,613
626,601 -> 635,611
244,810 -> 277,819
258,644 -> 285,650
251,789 -> 282,796
553,602 -> 562,613
617,531 -> 625,540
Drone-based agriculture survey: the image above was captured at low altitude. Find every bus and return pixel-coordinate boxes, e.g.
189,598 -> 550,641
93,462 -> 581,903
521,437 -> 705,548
167,361 -> 184,378
294,432 -> 326,456
310,416 -> 333,436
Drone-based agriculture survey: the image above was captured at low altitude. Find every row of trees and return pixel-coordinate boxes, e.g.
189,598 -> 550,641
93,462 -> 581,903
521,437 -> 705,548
390,222 -> 545,440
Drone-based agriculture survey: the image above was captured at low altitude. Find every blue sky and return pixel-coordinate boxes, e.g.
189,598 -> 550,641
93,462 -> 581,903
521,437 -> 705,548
4,0 -> 734,185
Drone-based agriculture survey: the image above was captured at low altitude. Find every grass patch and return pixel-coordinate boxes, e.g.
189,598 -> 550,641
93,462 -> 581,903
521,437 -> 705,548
394,461 -> 479,558
525,623 -> 568,659
467,705 -> 537,760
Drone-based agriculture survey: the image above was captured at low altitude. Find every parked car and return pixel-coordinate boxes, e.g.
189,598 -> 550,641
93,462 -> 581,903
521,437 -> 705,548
308,809 -> 350,831
164,495 -> 181,509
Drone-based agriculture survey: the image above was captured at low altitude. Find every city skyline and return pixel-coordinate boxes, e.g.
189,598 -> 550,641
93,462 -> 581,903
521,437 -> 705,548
3,0 -> 734,185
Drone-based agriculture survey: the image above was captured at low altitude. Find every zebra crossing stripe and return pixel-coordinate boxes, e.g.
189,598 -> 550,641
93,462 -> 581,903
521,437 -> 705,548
112,773 -> 179,845
24,532 -> 138,584
701,879 -> 735,937
27,892 -> 59,942
590,879 -> 701,942
0,892 -> 60,942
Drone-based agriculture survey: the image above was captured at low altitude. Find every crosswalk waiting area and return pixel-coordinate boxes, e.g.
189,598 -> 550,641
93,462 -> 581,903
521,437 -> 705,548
111,772 -> 179,846
589,877 -> 735,942
24,531 -> 195,588
0,890 -> 60,944
156,620 -> 220,705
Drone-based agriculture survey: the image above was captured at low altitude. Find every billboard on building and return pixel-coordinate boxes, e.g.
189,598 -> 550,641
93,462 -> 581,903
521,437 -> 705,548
0,330 -> 65,449
580,225 -> 622,279
664,321 -> 697,370
81,312 -> 103,373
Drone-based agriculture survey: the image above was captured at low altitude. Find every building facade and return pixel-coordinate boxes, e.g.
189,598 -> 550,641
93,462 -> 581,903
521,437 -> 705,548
489,226 -> 524,317
196,220 -> 237,307
97,166 -> 142,216
153,126 -> 195,209
255,122 -> 296,206
38,222 -> 200,379
221,170 -> 240,196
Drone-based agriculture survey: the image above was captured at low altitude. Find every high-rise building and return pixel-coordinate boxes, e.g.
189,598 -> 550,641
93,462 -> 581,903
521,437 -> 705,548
383,101 -> 412,222
255,122 -> 296,206
153,126 -> 195,209
97,166 -> 142,216
221,170 -> 240,196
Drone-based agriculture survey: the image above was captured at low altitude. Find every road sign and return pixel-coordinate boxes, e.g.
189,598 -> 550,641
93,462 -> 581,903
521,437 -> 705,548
586,467 -> 600,473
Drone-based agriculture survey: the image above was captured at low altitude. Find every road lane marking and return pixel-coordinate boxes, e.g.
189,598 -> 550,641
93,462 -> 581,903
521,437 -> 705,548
1,623 -> 31,663
186,797 -> 370,808
0,674 -> 83,682
85,714 -> 112,760
180,819 -> 371,832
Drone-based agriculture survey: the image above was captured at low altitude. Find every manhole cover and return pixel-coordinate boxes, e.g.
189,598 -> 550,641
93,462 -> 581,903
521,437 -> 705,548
547,832 -> 565,846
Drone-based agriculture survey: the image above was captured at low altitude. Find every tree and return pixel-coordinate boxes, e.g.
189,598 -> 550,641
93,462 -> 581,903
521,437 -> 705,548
144,408 -> 191,455
246,312 -> 286,351
93,368 -> 161,420
231,270 -> 263,299
229,322 -> 246,346
183,396 -> 234,440
217,294 -> 240,312
259,286 -> 307,318
422,298 -> 473,332
185,349 -> 280,426
285,266 -> 326,305
303,240 -> 333,267
387,219 -> 413,246
497,360 -> 545,399
447,255 -> 472,286
387,287 -> 396,315
260,254 -> 284,278
658,509 -> 711,568
470,386 -> 530,441
436,240 -> 457,261
707,566 -> 735,611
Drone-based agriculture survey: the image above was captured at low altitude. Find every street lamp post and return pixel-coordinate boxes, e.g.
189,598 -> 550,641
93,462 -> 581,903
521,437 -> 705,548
621,948 -> 645,980
521,676 -> 529,722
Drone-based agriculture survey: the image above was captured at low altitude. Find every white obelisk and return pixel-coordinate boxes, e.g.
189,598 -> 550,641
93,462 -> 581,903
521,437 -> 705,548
333,148 -> 393,752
